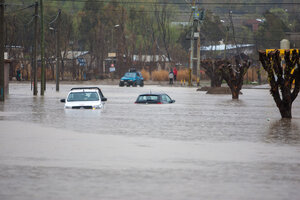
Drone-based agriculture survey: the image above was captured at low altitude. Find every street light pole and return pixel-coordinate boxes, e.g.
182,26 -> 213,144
111,24 -> 119,53
40,0 -> 45,95
0,0 -> 4,101
56,9 -> 61,92
189,22 -> 194,87
111,24 -> 119,81
196,20 -> 201,86
33,2 -> 38,96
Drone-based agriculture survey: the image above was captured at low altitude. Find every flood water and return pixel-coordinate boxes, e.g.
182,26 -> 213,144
0,82 -> 300,200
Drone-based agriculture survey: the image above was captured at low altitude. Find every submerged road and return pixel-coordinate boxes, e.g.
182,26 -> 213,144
0,83 -> 300,200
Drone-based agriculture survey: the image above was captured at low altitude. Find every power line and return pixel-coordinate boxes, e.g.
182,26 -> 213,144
4,3 -> 33,7
5,4 -> 35,14
42,4 -> 300,15
47,0 -> 300,6
42,4 -> 300,14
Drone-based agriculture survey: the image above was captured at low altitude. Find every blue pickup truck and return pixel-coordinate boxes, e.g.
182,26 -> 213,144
119,70 -> 144,87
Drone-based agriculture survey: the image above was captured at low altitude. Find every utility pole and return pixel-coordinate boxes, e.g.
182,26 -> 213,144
189,22 -> 194,87
0,0 -> 4,101
40,0 -> 45,95
188,0 -> 196,86
56,9 -> 61,91
33,1 -> 38,95
196,19 -> 201,86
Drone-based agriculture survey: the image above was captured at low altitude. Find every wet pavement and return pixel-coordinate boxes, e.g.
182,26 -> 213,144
0,82 -> 300,200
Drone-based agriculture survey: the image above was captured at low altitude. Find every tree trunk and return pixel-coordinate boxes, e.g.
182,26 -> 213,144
210,74 -> 215,87
232,89 -> 239,99
211,79 -> 222,87
279,102 -> 292,118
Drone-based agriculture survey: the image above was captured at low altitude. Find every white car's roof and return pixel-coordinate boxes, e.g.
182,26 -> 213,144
69,89 -> 98,93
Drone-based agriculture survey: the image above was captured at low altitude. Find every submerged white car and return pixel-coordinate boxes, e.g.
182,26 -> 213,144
60,87 -> 107,109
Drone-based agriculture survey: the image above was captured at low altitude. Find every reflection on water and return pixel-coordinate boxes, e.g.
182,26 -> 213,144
266,119 -> 300,144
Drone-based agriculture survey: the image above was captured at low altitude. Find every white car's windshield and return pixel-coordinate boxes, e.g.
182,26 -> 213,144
67,92 -> 99,102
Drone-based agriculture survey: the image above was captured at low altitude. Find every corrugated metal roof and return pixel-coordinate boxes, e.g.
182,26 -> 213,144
201,44 -> 255,51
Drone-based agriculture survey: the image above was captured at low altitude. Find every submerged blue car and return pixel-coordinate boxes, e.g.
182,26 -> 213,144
119,70 -> 144,87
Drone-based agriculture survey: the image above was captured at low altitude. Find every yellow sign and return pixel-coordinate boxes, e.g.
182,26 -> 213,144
266,49 -> 299,56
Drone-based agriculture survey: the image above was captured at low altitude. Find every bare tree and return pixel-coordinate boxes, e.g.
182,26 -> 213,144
154,4 -> 171,62
221,54 -> 251,99
202,59 -> 224,87
259,49 -> 300,118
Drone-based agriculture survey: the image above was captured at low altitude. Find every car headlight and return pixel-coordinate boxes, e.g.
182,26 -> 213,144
92,105 -> 101,109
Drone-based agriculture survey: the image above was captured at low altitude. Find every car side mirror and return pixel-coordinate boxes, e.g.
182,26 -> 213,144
171,100 -> 175,103
101,97 -> 107,102
60,99 -> 66,103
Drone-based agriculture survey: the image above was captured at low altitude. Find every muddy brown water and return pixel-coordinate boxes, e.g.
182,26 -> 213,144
0,83 -> 300,200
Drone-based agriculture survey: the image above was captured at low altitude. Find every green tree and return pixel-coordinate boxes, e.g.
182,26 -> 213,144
201,10 -> 225,46
255,10 -> 290,49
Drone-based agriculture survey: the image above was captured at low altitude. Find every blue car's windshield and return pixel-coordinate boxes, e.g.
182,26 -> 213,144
67,92 -> 99,102
124,72 -> 136,78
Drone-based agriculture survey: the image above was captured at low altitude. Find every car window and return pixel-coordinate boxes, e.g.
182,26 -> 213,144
125,72 -> 136,78
162,95 -> 172,102
165,95 -> 172,102
67,92 -> 99,102
138,95 -> 158,101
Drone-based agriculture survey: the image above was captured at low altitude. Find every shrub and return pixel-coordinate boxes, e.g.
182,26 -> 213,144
141,69 -> 150,81
177,69 -> 190,81
177,69 -> 197,81
151,70 -> 169,81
